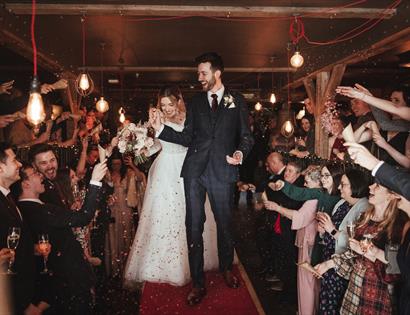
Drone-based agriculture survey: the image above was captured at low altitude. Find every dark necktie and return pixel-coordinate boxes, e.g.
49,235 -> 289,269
211,94 -> 218,112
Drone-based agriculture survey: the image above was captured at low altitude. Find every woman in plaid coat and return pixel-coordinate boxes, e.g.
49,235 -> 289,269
315,182 -> 406,314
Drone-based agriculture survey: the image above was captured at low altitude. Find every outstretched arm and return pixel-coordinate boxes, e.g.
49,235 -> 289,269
336,84 -> 410,121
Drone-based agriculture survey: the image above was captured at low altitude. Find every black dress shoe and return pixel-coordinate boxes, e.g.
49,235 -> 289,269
186,287 -> 207,306
223,270 -> 240,289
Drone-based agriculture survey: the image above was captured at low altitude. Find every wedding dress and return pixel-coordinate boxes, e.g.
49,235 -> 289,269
124,121 -> 219,287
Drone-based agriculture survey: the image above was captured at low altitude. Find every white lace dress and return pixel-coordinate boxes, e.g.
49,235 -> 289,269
124,121 -> 219,287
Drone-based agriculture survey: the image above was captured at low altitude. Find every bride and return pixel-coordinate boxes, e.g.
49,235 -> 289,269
124,86 -> 219,287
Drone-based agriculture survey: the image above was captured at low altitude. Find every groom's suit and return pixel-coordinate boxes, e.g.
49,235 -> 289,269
159,89 -> 254,287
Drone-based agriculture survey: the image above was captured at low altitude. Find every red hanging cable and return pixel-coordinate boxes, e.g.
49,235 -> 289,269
289,17 -> 305,45
31,0 -> 37,76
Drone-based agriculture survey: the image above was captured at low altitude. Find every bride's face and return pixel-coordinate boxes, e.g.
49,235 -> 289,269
160,96 -> 178,119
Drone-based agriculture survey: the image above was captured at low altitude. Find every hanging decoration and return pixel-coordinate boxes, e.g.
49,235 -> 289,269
75,16 -> 94,96
26,0 -> 46,131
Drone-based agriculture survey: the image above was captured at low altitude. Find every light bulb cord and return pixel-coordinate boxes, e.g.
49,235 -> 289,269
82,16 -> 86,67
31,0 -> 37,76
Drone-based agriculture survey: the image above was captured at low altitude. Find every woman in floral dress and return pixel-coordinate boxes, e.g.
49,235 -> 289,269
315,169 -> 370,314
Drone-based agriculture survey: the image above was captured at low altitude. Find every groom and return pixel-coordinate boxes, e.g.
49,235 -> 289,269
150,52 -> 254,305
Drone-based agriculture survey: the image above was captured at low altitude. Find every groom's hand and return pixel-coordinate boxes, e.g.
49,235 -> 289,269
226,151 -> 243,165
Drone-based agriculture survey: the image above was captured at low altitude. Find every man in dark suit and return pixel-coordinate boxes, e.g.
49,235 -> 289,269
150,52 -> 254,305
266,161 -> 304,297
15,161 -> 107,315
254,152 -> 287,278
0,142 -> 39,314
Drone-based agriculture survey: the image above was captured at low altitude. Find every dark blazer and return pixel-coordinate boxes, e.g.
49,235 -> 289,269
18,184 -> 100,295
40,178 -> 68,209
375,162 -> 410,200
0,192 -> 35,314
159,90 -> 254,183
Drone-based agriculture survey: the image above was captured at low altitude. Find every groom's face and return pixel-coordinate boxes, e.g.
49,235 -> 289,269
197,62 -> 220,91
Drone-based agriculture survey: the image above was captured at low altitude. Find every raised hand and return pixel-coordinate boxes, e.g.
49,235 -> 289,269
317,212 -> 335,234
226,151 -> 242,165
263,200 -> 279,212
149,108 -> 162,131
91,160 -> 108,182
0,80 -> 14,95
0,115 -> 16,128
344,142 -> 380,171
269,180 -> 284,191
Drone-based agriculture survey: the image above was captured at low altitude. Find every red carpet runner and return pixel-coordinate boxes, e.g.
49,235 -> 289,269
139,263 -> 264,315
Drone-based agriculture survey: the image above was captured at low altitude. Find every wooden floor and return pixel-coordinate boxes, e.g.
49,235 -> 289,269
95,194 -> 297,315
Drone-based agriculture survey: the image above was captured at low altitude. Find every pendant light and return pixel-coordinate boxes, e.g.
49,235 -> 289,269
26,0 -> 46,129
289,16 -> 305,69
96,42 -> 109,113
290,49 -> 304,68
119,107 -> 126,123
269,56 -> 276,104
75,16 -> 94,96
254,102 -> 262,111
281,45 -> 295,138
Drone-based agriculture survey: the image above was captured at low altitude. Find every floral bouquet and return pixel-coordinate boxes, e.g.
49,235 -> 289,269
117,121 -> 154,165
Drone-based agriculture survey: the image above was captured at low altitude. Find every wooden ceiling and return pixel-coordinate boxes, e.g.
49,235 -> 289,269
0,1 -> 409,113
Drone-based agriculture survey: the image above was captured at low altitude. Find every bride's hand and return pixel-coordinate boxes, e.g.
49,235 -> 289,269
149,108 -> 162,131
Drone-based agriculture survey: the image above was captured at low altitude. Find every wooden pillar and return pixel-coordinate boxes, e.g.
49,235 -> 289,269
315,71 -> 330,158
309,64 -> 346,158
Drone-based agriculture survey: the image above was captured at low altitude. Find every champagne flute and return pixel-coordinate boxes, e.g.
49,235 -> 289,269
347,222 -> 355,254
316,207 -> 326,245
38,234 -> 51,274
361,233 -> 374,253
6,227 -> 20,274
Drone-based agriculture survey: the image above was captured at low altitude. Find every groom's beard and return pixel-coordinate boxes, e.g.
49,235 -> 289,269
202,76 -> 216,91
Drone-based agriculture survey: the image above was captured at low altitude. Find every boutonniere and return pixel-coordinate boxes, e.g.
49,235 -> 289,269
223,94 -> 236,108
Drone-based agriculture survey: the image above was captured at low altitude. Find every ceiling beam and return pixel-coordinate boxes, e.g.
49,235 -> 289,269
78,66 -> 296,73
288,27 -> 410,88
4,4 -> 396,19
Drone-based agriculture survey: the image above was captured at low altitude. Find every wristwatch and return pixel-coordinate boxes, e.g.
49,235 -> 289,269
330,229 -> 338,236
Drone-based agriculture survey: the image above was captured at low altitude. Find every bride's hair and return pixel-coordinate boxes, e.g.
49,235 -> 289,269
157,85 -> 186,114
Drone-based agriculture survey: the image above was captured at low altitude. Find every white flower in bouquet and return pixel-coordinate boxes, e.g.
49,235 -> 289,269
116,121 -> 154,164
144,137 -> 154,148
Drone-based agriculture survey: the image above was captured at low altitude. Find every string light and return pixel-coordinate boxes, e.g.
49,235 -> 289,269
26,0 -> 46,130
254,102 -> 262,111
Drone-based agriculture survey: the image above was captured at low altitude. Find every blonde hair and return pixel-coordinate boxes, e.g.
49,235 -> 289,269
303,165 -> 322,185
156,85 -> 186,114
357,189 -> 400,242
